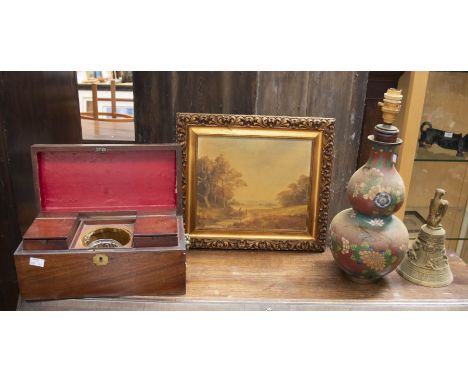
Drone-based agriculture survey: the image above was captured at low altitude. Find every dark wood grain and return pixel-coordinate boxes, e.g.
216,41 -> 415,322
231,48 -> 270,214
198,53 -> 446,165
16,217 -> 186,301
0,113 -> 21,310
133,71 -> 258,143
1,72 -> 82,232
18,250 -> 468,310
15,249 -> 186,300
134,215 -> 178,235
255,71 -> 310,115
0,71 -> 82,309
23,217 -> 78,239
22,216 -> 79,250
133,214 -> 183,248
133,215 -> 178,247
15,144 -> 186,300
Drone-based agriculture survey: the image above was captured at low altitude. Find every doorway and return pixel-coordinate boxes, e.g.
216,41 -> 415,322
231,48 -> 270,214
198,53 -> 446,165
77,71 -> 135,142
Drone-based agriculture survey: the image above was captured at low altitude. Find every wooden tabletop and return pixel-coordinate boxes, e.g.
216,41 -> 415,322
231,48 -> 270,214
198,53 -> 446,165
18,249 -> 468,311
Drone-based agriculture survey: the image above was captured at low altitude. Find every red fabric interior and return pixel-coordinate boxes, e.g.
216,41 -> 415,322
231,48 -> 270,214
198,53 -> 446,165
37,149 -> 177,212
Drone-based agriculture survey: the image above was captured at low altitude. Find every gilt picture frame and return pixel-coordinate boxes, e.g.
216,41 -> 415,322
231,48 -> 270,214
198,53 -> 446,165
176,113 -> 335,251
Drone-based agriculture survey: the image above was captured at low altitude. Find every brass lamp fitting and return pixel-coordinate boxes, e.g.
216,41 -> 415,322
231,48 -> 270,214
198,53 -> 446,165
378,88 -> 403,125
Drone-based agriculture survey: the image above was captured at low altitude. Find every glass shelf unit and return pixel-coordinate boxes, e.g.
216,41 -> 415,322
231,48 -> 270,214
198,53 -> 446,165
415,146 -> 468,162
404,206 -> 468,240
404,72 -> 468,262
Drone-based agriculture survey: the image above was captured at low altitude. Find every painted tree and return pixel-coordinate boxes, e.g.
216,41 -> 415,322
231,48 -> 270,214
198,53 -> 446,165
276,175 -> 310,207
197,154 -> 247,208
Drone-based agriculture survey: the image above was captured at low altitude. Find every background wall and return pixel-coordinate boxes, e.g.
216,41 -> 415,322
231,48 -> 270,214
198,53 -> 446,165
421,72 -> 468,133
134,71 -> 369,220
0,72 -> 82,310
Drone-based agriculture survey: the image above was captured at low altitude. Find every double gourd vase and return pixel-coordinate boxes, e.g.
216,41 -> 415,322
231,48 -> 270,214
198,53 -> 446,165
330,88 -> 409,283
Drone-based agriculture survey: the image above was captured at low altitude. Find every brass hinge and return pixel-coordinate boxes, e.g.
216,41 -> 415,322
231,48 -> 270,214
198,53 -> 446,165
184,234 -> 190,249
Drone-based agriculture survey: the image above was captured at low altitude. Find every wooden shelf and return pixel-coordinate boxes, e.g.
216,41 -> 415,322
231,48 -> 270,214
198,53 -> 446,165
415,147 -> 468,162
18,249 -> 468,311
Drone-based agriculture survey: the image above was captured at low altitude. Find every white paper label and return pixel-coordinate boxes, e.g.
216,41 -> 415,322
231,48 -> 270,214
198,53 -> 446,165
444,132 -> 453,138
392,153 -> 398,163
29,257 -> 45,267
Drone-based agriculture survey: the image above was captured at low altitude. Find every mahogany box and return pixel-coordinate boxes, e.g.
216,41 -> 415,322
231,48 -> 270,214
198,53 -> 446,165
14,144 -> 186,300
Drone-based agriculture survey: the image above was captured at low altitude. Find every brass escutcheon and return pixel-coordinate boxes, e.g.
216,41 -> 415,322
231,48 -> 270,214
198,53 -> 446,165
93,253 -> 109,266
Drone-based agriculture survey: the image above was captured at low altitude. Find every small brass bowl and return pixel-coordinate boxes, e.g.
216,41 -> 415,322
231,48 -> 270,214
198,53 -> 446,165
82,227 -> 132,249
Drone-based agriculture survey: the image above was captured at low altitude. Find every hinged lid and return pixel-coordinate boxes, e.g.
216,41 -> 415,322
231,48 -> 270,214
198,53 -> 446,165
31,144 -> 182,214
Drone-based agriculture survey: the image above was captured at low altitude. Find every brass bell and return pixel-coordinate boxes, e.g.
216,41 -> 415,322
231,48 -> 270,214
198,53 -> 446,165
397,188 -> 453,287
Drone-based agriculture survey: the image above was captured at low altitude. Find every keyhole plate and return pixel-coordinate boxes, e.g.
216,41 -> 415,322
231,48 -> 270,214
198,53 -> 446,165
93,253 -> 109,266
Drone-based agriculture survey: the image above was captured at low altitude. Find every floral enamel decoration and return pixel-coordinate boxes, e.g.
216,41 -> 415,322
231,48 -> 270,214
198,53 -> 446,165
359,250 -> 386,272
368,218 -> 385,227
341,237 -> 350,254
329,88 -> 409,283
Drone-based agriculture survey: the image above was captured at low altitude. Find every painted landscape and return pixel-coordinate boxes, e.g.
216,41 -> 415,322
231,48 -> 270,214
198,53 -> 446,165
195,136 -> 313,233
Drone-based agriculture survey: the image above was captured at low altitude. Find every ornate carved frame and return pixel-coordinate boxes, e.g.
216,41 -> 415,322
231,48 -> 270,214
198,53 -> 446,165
176,113 -> 335,251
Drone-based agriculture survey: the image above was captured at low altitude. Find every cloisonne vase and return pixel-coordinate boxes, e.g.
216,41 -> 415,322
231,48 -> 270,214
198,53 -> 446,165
330,89 -> 409,283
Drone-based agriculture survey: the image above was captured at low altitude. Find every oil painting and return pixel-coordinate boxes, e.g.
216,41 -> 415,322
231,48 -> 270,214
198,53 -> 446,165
177,112 -> 335,251
195,136 -> 312,233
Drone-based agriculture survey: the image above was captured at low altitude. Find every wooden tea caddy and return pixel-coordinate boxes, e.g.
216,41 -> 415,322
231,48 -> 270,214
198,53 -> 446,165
14,144 -> 186,300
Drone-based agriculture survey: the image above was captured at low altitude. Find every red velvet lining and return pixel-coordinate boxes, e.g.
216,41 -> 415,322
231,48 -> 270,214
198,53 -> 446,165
37,149 -> 177,212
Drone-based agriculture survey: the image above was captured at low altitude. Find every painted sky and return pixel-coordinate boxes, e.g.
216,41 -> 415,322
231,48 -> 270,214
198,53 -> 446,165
197,136 -> 313,204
